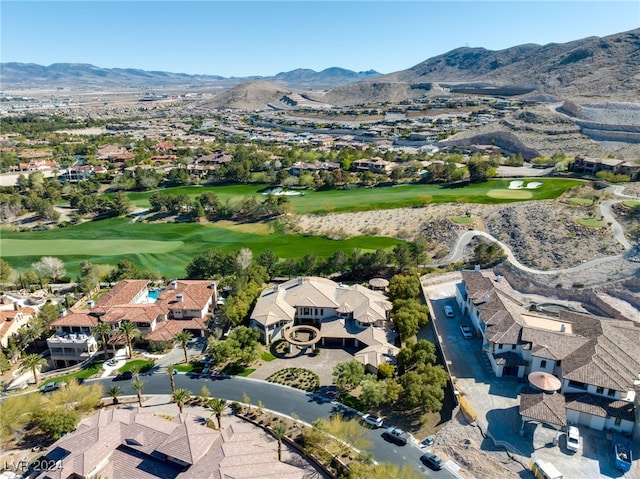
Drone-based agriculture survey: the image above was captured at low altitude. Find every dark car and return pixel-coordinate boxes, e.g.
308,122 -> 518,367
421,452 -> 444,470
113,371 -> 133,381
382,427 -> 408,446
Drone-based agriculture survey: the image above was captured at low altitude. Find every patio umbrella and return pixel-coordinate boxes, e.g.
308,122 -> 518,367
528,371 -> 561,392
369,278 -> 389,288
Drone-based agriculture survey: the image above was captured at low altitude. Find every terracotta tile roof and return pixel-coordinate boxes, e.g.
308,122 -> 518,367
156,280 -> 216,315
51,309 -> 99,328
145,318 -> 207,342
96,280 -> 149,308
100,304 -> 164,324
519,386 -> 567,427
35,407 -> 308,479
560,311 -> 640,391
565,393 -> 636,422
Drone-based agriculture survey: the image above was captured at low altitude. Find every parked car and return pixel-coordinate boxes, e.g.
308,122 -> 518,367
566,426 -> 580,452
383,427 -> 408,446
361,413 -> 384,428
421,451 -> 444,470
420,435 -> 435,448
460,325 -> 473,339
39,382 -> 62,393
444,305 -> 454,318
106,359 -> 118,367
113,371 -> 133,381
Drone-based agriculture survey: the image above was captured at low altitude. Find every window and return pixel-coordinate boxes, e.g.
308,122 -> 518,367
568,380 -> 588,390
615,417 -> 622,426
596,386 -> 604,395
511,344 -> 516,350
320,308 -> 323,315
607,388 -> 616,397
540,360 -> 547,369
498,344 -> 503,350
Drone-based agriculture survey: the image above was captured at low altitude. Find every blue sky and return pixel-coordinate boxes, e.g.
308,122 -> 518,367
2,1 -> 639,77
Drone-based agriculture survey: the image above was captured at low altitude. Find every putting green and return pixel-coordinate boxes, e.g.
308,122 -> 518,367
486,189 -> 533,199
0,239 -> 183,257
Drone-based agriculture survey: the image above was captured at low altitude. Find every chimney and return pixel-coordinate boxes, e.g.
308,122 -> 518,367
560,323 -> 566,332
172,280 -> 178,290
474,264 -> 480,271
60,308 -> 68,317
484,294 -> 490,303
496,274 -> 502,283
88,300 -> 95,309
176,294 -> 183,303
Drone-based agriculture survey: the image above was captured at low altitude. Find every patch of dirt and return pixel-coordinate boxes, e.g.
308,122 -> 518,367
431,412 -> 522,479
293,197 -> 627,271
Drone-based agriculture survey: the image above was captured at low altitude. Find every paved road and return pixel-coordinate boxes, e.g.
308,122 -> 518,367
90,373 -> 458,478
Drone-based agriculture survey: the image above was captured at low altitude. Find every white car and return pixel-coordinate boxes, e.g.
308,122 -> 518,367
361,413 -> 384,428
566,426 -> 580,452
444,305 -> 454,318
460,325 -> 473,339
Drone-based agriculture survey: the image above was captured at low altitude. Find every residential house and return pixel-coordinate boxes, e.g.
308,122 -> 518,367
0,298 -> 34,348
35,407 -> 310,479
351,157 -> 393,174
569,156 -> 640,181
455,269 -> 639,434
250,277 -> 397,373
58,164 -> 107,182
48,279 -> 217,367
287,161 -> 339,177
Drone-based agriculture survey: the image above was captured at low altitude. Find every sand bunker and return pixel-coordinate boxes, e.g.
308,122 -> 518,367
508,180 -> 542,190
487,189 -> 533,199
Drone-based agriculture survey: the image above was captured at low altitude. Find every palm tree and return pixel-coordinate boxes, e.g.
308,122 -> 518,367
174,331 -> 193,364
207,397 -> 226,430
165,364 -> 176,393
171,388 -> 191,414
272,421 -> 287,461
18,353 -> 47,386
109,385 -> 121,405
93,322 -> 111,359
129,364 -> 141,380
132,378 -> 144,407
119,321 -> 141,359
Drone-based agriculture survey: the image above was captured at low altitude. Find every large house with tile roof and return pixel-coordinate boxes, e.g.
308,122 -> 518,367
48,279 -> 216,367
455,269 -> 640,434
250,277 -> 398,373
0,298 -> 34,348
35,406 -> 310,479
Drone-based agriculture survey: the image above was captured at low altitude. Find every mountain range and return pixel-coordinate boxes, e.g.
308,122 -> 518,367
0,63 -> 380,90
1,28 -> 639,108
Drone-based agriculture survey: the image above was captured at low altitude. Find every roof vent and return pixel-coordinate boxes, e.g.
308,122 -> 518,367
176,294 -> 183,303
474,264 -> 480,271
484,294 -> 490,303
496,274 -> 502,283
560,323 -> 566,332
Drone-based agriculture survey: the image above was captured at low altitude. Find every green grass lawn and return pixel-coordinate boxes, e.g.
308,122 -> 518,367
566,197 -> 595,205
450,216 -> 474,224
119,359 -> 155,373
623,200 -> 640,208
2,178 -> 583,278
1,218 -> 402,277
576,218 -> 606,227
260,351 -> 276,362
174,363 -> 194,372
126,178 -> 584,214
41,360 -> 103,386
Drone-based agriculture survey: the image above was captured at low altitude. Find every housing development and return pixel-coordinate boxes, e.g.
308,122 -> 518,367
1,26 -> 639,479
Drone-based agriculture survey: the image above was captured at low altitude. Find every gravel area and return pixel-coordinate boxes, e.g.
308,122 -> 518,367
294,199 -> 628,270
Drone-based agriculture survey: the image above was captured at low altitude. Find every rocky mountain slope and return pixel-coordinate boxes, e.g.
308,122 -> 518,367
315,28 -> 640,106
